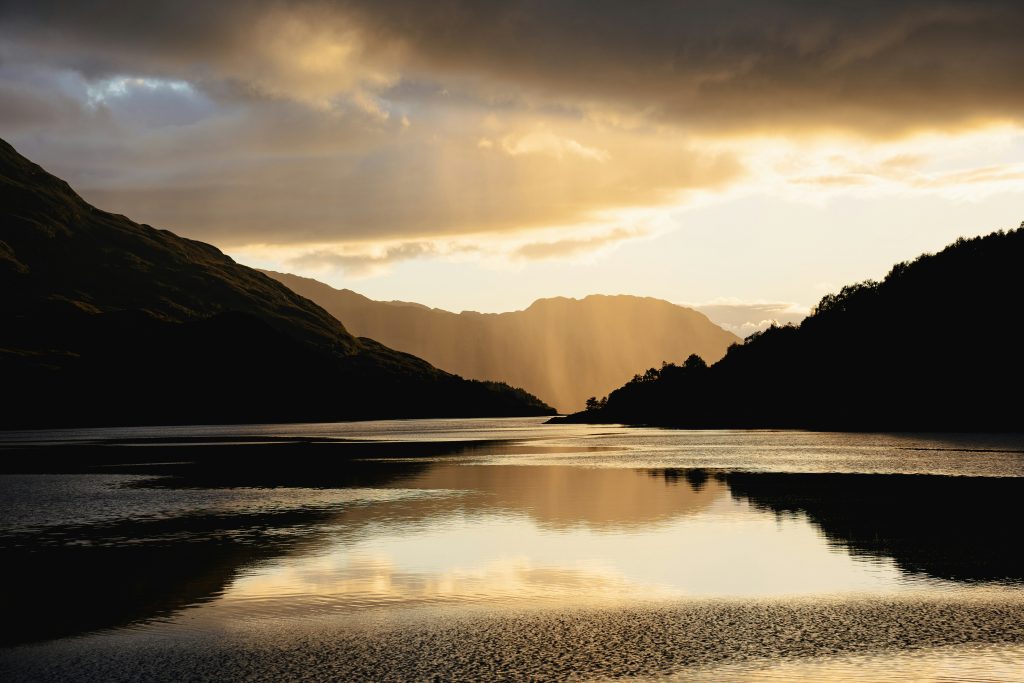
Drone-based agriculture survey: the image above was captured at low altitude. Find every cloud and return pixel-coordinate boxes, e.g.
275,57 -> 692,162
362,0 -> 1024,136
6,1 -> 1020,134
726,128 -> 1024,206
0,1 -> 402,108
0,0 -> 1020,259
3,74 -> 741,247
695,302 -> 808,338
513,228 -> 642,261
790,161 -> 1024,195
501,130 -> 609,162
912,164 -> 1024,188
288,242 -> 438,277
278,224 -> 646,277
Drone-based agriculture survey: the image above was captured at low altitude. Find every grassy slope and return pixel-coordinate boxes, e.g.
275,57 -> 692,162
0,138 -> 553,427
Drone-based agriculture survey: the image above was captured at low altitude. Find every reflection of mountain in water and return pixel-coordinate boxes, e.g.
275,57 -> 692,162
4,442 -> 1023,645
724,471 -> 1024,584
0,507 -> 339,645
402,464 -> 725,530
2,448 -> 727,643
0,440 -> 442,645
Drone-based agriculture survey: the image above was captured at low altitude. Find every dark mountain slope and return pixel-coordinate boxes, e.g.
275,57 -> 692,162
560,227 -> 1024,430
262,271 -> 739,412
0,138 -> 552,427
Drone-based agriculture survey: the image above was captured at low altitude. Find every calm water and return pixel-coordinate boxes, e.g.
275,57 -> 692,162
1,418 -> 1023,681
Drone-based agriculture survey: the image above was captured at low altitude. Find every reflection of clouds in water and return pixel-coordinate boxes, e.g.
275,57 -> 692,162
225,552 -> 668,612
5,424 -> 1024,681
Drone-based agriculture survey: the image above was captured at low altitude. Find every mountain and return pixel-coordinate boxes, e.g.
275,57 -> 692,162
261,271 -> 740,412
0,138 -> 553,428
557,227 -> 1024,430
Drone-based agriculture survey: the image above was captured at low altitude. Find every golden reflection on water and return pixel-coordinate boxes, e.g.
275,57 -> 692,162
402,464 -> 724,530
211,464 -> 945,617
5,426 -> 1024,680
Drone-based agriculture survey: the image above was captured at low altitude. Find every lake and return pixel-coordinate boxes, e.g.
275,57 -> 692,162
1,418 -> 1023,681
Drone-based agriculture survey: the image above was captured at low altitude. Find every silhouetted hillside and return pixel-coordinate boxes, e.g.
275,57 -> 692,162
263,271 -> 739,412
0,138 -> 553,427
559,227 -> 1024,430
725,471 -> 1024,583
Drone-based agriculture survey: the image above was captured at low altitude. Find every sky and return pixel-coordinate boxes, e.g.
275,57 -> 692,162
1,0 -> 1022,329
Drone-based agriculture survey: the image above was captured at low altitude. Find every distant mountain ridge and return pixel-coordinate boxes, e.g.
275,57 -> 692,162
263,271 -> 740,412
0,138 -> 553,427
557,226 -> 1024,430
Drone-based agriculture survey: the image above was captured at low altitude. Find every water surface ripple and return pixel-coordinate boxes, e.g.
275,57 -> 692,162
1,418 -> 1022,681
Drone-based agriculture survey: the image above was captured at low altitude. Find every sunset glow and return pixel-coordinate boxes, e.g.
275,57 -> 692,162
3,1 -> 1021,319
3,4 -> 1022,679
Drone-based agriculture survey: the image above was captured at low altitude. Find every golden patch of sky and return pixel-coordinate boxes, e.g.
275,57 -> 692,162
233,123 -> 1024,313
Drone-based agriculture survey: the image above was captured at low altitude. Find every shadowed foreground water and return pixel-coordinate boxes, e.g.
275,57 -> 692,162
1,418 -> 1023,681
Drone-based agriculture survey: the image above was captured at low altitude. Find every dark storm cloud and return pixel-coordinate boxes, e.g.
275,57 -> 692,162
2,0 -> 1021,132
352,0 -> 1024,133
0,1 -> 1020,249
0,1 -> 256,79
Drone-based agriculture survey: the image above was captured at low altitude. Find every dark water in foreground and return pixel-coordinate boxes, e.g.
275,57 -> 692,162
1,419 -> 1023,681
